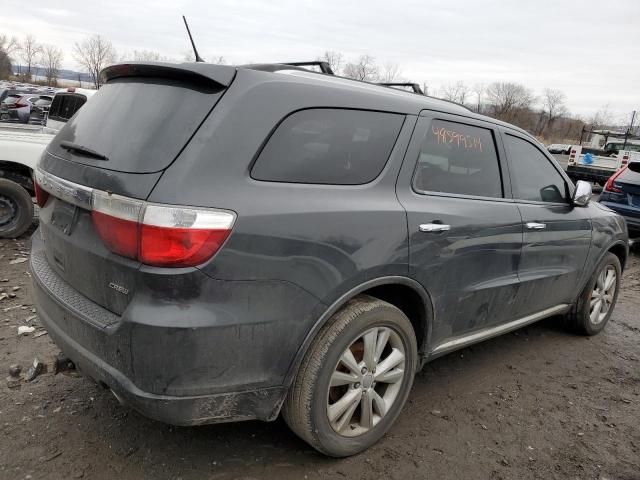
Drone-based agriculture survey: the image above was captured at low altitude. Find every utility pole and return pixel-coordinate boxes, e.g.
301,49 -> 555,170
623,110 -> 636,150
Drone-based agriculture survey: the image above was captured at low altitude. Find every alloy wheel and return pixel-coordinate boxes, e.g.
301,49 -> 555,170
590,265 -> 617,325
327,326 -> 406,437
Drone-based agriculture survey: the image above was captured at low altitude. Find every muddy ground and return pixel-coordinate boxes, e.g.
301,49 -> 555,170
0,231 -> 638,480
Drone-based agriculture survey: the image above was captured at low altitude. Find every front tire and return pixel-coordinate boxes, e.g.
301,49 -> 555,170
566,252 -> 621,335
0,179 -> 34,239
283,295 -> 418,457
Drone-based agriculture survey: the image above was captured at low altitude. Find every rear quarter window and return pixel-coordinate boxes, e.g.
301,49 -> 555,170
251,108 -> 405,185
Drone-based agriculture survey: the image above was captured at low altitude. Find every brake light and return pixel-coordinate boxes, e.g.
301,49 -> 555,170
604,166 -> 628,193
90,191 -> 235,267
33,179 -> 49,207
91,192 -> 141,258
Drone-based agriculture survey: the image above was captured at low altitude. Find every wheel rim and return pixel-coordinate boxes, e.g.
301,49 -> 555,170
590,265 -> 617,325
0,194 -> 18,229
326,326 -> 406,437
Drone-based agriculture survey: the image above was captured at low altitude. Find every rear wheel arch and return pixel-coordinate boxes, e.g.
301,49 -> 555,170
284,276 -> 433,389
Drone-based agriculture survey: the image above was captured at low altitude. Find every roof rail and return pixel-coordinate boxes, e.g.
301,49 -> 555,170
283,61 -> 335,75
377,82 -> 424,94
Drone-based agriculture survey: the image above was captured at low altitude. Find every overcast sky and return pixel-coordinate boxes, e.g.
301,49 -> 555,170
2,0 -> 639,121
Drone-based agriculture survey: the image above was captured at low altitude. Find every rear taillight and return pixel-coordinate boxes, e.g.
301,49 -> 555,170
604,166 -> 628,193
90,191 -> 235,267
621,153 -> 630,168
33,179 -> 49,207
569,149 -> 576,163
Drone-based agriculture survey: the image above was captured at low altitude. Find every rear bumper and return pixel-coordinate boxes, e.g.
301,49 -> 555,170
29,232 -> 313,426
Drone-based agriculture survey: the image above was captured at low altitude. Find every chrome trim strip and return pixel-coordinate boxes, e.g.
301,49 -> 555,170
431,304 -> 570,355
35,168 -> 93,210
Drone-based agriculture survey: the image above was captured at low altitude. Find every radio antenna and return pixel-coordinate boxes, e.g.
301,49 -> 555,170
182,15 -> 204,62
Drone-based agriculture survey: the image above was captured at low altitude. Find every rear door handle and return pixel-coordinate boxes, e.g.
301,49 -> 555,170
419,223 -> 451,232
526,222 -> 547,230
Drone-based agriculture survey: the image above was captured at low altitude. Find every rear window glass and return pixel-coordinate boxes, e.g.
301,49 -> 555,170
413,119 -> 503,198
251,109 -> 404,185
48,93 -> 87,122
2,95 -> 20,105
53,77 -> 224,173
620,165 -> 640,183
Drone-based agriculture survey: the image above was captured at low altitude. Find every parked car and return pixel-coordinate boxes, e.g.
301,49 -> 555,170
0,87 -> 96,238
27,95 -> 54,125
547,143 -> 572,154
0,93 -> 33,123
31,62 -> 628,457
599,162 -> 640,237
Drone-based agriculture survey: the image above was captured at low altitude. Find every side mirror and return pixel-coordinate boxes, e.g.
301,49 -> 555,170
572,180 -> 592,207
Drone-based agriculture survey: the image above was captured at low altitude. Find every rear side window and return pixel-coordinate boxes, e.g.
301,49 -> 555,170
504,134 -> 568,203
413,119 -> 503,198
251,109 -> 404,185
48,93 -> 87,122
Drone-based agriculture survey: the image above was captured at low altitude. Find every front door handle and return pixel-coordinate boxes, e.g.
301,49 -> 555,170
526,222 -> 547,230
419,223 -> 451,233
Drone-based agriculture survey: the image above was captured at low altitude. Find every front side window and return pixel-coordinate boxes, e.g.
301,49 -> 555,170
412,119 -> 503,198
251,109 -> 405,185
504,134 -> 568,203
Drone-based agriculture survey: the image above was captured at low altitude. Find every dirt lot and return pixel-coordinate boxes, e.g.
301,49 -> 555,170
0,231 -> 639,480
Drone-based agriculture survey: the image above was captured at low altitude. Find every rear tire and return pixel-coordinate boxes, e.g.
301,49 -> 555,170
283,295 -> 418,457
566,252 -> 621,335
0,179 -> 34,239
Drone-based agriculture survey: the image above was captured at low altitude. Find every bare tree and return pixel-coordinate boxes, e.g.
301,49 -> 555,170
473,83 -> 486,113
343,55 -> 379,82
73,34 -> 117,89
379,62 -> 401,83
486,82 -> 535,122
182,50 -> 225,64
129,49 -> 167,62
19,34 -> 42,81
0,51 -> 11,79
540,88 -> 567,135
40,45 -> 64,86
318,51 -> 344,74
439,81 -> 470,104
590,104 -> 613,129
183,50 -> 196,62
0,34 -> 17,79
0,34 -> 19,57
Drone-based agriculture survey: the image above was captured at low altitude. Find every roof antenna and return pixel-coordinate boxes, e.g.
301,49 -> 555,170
182,15 -> 204,62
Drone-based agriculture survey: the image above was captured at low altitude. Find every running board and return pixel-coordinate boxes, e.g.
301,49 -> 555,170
430,304 -> 570,356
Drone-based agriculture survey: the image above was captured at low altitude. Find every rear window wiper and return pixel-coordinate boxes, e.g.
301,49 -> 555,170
59,141 -> 109,161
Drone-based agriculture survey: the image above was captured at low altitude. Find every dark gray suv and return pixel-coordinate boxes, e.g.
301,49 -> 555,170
31,62 -> 628,457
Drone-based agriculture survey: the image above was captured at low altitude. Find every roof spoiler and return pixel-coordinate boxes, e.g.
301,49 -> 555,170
100,62 -> 236,89
377,82 -> 424,94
